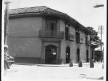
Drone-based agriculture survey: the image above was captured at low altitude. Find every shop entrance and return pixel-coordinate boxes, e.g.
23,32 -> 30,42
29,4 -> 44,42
45,45 -> 57,64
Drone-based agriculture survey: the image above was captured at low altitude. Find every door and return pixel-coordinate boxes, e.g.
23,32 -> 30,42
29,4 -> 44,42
77,48 -> 80,62
66,47 -> 70,63
45,45 -> 57,64
86,50 -> 89,62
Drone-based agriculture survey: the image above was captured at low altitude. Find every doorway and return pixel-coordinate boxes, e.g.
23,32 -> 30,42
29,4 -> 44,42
86,50 -> 89,62
66,46 -> 70,63
77,48 -> 80,62
45,45 -> 57,64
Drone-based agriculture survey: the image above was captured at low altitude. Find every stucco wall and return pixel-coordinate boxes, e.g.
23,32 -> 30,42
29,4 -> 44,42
59,20 -> 77,63
8,17 -> 42,33
69,26 -> 76,62
80,31 -> 86,62
59,20 -> 65,31
8,17 -> 42,58
7,37 -> 42,57
59,20 -> 66,63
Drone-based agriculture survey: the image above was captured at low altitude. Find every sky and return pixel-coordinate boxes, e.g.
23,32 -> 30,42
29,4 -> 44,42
2,0 -> 106,42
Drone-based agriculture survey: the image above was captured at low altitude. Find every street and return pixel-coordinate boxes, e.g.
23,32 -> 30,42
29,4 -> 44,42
3,63 -> 104,81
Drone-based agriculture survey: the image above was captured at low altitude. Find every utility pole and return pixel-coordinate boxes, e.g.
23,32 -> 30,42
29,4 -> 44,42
98,25 -> 103,62
90,32 -> 94,68
94,1 -> 104,63
4,1 -> 10,45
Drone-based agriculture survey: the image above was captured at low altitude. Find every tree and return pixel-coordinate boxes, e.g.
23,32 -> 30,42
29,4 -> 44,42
94,50 -> 103,62
86,27 -> 104,62
86,27 -> 102,48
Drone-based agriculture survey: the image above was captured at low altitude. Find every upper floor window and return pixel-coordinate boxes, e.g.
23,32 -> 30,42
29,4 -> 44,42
76,32 -> 80,43
65,23 -> 70,40
46,20 -> 57,31
85,34 -> 88,44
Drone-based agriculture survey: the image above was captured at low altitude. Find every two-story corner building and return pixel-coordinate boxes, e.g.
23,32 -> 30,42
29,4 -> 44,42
7,6 -> 92,64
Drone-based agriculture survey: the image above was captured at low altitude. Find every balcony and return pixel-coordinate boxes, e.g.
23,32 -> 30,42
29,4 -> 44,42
39,30 -> 64,40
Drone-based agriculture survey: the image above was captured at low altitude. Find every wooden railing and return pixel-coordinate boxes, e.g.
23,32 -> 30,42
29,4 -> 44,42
39,30 -> 64,39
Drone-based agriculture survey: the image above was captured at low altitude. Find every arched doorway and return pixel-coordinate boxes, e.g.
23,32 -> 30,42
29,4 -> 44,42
86,50 -> 89,62
45,45 -> 57,64
66,46 -> 70,63
77,48 -> 80,62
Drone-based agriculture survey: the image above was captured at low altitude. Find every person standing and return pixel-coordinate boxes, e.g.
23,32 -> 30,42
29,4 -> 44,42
4,45 -> 10,70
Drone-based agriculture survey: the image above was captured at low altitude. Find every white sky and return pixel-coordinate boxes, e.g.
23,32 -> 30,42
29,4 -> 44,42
2,0 -> 106,42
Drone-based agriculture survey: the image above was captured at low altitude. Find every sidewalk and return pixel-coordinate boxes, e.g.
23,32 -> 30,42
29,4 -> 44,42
3,62 -> 104,81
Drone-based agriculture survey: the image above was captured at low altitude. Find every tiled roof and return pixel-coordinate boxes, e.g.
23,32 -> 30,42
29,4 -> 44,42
9,6 -> 68,17
9,6 -> 90,33
9,6 -> 77,26
9,6 -> 48,15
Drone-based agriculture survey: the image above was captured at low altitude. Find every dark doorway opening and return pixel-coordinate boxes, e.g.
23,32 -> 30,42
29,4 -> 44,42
77,48 -> 80,62
86,50 -> 89,62
66,47 -> 70,63
45,45 -> 57,64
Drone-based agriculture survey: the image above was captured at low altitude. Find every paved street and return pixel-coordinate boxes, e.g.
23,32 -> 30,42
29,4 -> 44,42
3,63 -> 104,81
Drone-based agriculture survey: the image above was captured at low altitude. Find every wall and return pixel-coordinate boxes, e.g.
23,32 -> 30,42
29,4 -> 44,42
59,20 -> 77,63
69,26 -> 76,63
8,17 -> 42,32
59,19 -> 91,63
59,20 -> 66,63
7,17 -> 42,58
80,31 -> 86,62
7,37 -> 42,57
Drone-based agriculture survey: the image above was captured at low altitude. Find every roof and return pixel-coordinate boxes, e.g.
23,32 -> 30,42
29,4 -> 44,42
9,6 -> 90,33
9,6 -> 48,15
9,6 -> 76,23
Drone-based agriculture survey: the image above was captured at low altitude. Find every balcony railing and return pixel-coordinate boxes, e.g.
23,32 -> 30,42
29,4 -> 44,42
39,30 -> 64,39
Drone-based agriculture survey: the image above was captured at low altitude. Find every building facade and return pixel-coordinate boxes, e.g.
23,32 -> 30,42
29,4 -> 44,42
7,6 -> 92,64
